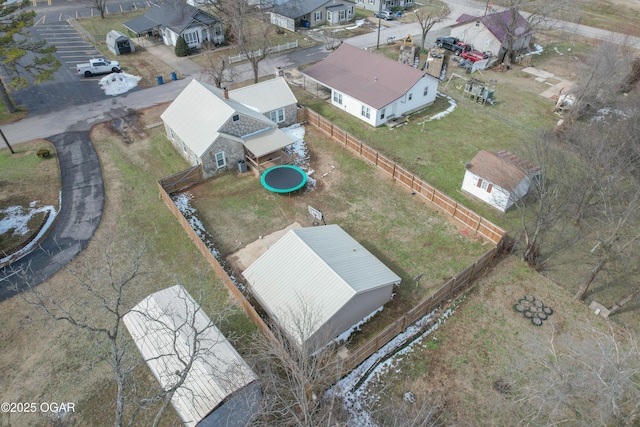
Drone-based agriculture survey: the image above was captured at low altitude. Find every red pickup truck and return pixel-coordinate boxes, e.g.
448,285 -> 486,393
460,50 -> 489,62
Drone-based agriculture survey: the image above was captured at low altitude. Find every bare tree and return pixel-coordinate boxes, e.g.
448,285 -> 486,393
210,0 -> 275,83
201,47 -> 235,88
510,321 -> 640,425
19,234 -> 148,427
84,0 -> 108,19
565,42 -> 636,124
512,132 -> 576,268
15,233 -> 244,427
249,297 -> 348,426
414,6 -> 449,50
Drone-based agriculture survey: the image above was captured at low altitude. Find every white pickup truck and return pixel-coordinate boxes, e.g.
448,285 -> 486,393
77,58 -> 122,77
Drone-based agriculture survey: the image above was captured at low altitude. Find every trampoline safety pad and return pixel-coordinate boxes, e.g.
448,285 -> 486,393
261,165 -> 307,193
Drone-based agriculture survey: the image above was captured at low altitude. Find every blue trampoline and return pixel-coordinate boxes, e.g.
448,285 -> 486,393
261,165 -> 307,193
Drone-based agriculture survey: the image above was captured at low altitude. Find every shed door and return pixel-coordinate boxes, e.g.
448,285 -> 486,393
117,40 -> 131,54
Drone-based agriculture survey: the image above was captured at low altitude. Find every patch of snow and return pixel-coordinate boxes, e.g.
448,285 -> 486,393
0,202 -> 58,264
334,306 -> 384,345
345,19 -> 365,30
99,72 -> 142,96
171,192 -> 220,258
426,93 -> 457,121
328,297 -> 464,425
282,123 -> 310,170
525,43 -> 544,56
553,46 -> 564,56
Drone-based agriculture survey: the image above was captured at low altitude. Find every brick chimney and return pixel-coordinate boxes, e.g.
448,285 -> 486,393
223,87 -> 229,99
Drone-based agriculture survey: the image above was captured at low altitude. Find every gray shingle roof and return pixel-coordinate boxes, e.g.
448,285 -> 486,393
123,1 -> 218,35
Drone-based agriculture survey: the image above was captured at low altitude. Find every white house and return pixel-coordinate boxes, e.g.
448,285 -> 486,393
123,1 -> 224,49
161,79 -> 298,177
462,150 -> 541,212
302,43 -> 439,126
271,0 -> 356,31
354,0 -> 414,12
242,224 -> 401,349
450,10 -> 532,59
228,77 -> 298,127
123,285 -> 261,427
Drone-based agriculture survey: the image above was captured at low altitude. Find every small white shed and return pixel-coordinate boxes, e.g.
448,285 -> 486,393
123,285 -> 260,427
243,224 -> 401,349
462,150 -> 541,212
106,30 -> 135,55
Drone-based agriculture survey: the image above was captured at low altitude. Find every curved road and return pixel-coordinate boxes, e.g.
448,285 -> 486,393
0,131 -> 104,301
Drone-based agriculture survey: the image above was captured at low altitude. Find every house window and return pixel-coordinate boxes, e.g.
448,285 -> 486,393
423,86 -> 429,96
215,151 -> 226,168
333,91 -> 343,104
348,6 -> 353,15
408,93 -> 413,101
339,10 -> 346,20
380,108 -> 386,119
315,11 -> 322,21
232,114 -> 239,121
181,140 -> 187,154
270,108 -> 285,123
168,127 -> 175,141
327,10 -> 332,21
361,105 -> 371,119
477,179 -> 493,193
183,31 -> 199,45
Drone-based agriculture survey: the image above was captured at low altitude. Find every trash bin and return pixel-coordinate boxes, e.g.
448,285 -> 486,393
170,71 -> 177,81
156,75 -> 164,85
237,159 -> 247,173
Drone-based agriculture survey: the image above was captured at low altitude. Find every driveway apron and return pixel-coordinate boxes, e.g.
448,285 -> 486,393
0,131 -> 104,301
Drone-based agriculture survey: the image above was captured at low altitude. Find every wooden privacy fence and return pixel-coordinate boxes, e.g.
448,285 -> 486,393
157,180 -> 276,341
159,165 -> 203,195
299,108 -> 505,244
344,243 -> 501,372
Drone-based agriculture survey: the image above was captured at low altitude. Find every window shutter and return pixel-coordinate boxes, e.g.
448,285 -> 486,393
477,179 -> 483,188
486,183 -> 493,193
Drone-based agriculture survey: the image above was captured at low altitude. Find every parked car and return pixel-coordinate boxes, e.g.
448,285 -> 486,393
435,37 -> 471,55
374,10 -> 394,20
77,58 -> 121,77
460,50 -> 489,62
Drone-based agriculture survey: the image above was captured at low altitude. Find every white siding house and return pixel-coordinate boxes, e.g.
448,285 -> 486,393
450,10 -> 532,59
462,150 -> 541,212
303,43 -> 439,126
123,285 -> 260,427
242,224 -> 401,349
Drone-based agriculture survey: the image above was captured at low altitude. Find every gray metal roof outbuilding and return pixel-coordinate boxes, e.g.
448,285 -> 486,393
243,224 -> 401,348
123,285 -> 260,427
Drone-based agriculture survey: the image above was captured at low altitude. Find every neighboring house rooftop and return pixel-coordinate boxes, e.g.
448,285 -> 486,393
466,150 -> 540,191
160,80 -> 275,157
303,42 -> 430,109
455,9 -> 531,43
228,77 -> 297,114
123,285 -> 258,427
123,1 -> 218,35
275,0 -> 347,18
243,224 -> 401,345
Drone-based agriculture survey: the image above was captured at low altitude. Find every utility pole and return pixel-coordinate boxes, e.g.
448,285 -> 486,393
376,0 -> 383,49
0,127 -> 14,154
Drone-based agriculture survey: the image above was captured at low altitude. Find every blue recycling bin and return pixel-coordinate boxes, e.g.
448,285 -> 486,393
157,75 -> 164,85
170,71 -> 177,81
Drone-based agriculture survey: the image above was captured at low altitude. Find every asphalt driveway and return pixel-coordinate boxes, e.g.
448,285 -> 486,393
0,131 -> 104,301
